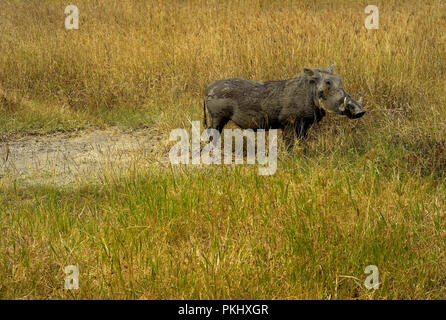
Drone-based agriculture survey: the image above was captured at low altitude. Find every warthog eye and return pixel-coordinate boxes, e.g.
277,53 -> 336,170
324,80 -> 332,88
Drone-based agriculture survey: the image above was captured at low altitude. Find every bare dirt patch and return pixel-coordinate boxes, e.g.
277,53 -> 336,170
0,128 -> 169,186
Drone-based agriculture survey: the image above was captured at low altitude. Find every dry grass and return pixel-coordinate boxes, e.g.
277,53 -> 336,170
0,0 -> 445,299
1,0 -> 444,134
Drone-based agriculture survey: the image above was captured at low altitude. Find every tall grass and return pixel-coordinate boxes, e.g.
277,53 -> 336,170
0,0 -> 444,135
0,0 -> 445,299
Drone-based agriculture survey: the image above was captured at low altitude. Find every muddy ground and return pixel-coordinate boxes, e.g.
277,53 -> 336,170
0,128 -> 169,186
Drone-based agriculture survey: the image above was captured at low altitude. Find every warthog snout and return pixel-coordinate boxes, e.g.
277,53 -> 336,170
339,95 -> 365,119
350,110 -> 366,119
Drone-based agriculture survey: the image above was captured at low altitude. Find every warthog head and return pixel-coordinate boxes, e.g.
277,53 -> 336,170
304,64 -> 365,119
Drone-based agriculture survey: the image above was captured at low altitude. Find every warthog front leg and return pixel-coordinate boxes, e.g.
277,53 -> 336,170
283,120 -> 310,150
295,119 -> 310,141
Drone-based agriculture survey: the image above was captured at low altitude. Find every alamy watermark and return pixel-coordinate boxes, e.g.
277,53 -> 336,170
65,5 -> 79,30
169,121 -> 278,175
364,265 -> 379,290
64,265 -> 79,290
365,5 -> 379,29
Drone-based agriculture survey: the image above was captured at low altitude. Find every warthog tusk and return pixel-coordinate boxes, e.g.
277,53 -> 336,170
339,96 -> 348,112
318,98 -> 326,110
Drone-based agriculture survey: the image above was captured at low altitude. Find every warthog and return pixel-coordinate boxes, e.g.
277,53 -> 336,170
203,65 -> 365,149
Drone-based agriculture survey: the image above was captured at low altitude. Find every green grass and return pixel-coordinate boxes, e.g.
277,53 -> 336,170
0,148 -> 444,299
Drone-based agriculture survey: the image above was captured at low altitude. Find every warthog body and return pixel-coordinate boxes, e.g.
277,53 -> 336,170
203,65 -> 365,148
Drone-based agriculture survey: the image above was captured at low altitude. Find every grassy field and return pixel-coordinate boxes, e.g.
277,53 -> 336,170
0,0 -> 445,299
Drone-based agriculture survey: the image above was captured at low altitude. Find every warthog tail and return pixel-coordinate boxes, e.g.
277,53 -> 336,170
203,100 -> 208,128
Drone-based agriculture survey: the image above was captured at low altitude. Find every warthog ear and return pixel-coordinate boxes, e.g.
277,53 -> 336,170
303,68 -> 315,76
328,63 -> 335,74
304,68 -> 320,82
